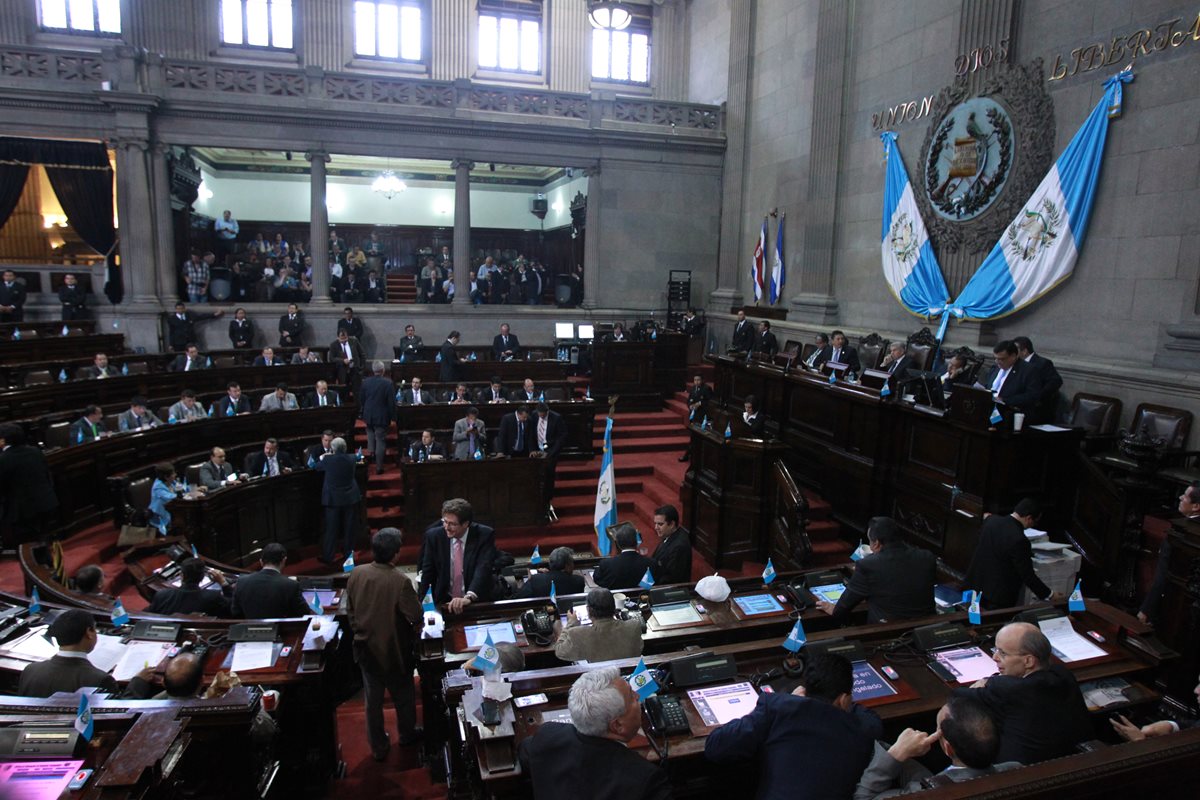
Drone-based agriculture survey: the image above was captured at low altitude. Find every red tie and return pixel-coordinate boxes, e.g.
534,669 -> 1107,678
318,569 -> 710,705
451,538 -> 465,598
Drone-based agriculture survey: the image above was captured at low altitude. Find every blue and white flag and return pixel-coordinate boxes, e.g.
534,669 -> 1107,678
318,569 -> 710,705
530,545 -> 542,565
29,587 -> 41,613
850,540 -> 864,561
989,406 -> 1004,425
75,694 -> 94,741
191,544 -> 199,558
342,553 -> 355,572
308,591 -> 323,614
1068,580 -> 1086,612
750,218 -> 767,302
724,423 -> 732,439
639,568 -> 655,590
880,131 -> 951,323
422,588 -> 436,613
762,558 -> 777,585
61,324 -> 70,336
961,589 -> 973,605
474,633 -> 500,673
769,214 -> 785,304
628,657 -> 659,700
950,70 -> 1134,322
549,582 -> 557,605
111,599 -> 130,626
968,591 -> 982,625
782,618 -> 807,652
594,417 -> 617,557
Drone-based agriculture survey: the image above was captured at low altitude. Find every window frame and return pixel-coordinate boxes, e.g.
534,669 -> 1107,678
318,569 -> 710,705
475,0 -> 544,77
589,7 -> 652,87
36,0 -> 123,37
352,0 -> 428,65
219,0 -> 296,52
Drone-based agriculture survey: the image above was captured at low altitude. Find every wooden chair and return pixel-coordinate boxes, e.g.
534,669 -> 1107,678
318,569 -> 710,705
1093,403 -> 1193,476
858,333 -> 888,372
905,327 -> 938,372
23,370 -> 52,387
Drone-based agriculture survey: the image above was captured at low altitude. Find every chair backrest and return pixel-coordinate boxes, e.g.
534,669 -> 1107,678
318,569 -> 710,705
184,463 -> 204,487
127,477 -> 153,517
1131,404 -> 1193,450
543,387 -> 567,401
24,370 -> 52,386
782,340 -> 802,357
905,327 -> 938,372
1067,393 -> 1122,436
858,333 -> 888,372
214,356 -> 237,369
526,350 -> 548,361
74,366 -> 93,380
124,360 -> 149,374
44,421 -> 72,450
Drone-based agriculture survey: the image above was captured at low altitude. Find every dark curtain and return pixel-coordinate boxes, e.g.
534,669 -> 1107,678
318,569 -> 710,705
0,163 -> 29,232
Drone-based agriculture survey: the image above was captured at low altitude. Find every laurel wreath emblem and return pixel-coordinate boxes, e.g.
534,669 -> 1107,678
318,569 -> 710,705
1005,198 -> 1061,261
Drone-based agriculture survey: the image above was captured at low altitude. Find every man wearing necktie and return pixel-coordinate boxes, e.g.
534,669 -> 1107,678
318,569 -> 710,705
979,340 -> 1040,416
278,303 -> 303,347
305,380 -> 339,408
730,309 -> 754,353
169,344 -> 206,373
823,330 -> 862,375
805,333 -> 829,368
532,403 -> 566,517
0,270 -> 27,323
329,329 -> 364,388
69,406 -> 106,445
165,302 -> 223,352
496,405 -> 534,457
493,323 -> 521,361
417,498 -> 497,614
452,408 -> 486,460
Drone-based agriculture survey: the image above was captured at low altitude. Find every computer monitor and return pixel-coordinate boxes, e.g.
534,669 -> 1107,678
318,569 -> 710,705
555,322 -> 575,339
577,324 -> 595,340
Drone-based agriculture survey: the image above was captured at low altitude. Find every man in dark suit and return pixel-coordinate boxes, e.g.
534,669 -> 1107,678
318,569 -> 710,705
252,346 -> 283,367
439,331 -> 465,382
479,377 -> 509,404
405,429 -> 446,461
680,374 -> 713,462
964,498 -> 1055,610
741,395 -> 767,437
492,323 -> 521,360
397,324 -> 423,358
198,447 -> 240,490
304,430 -> 335,467
1139,481 -> 1200,624
0,270 -> 27,322
680,308 -> 704,337
532,402 -> 567,509
83,352 -> 116,379
753,320 -> 780,358
651,505 -> 693,584
315,437 -> 362,564
244,438 -> 296,477
515,546 -> 586,599
496,405 -> 536,457
1014,336 -> 1063,424
358,361 -> 395,475
730,309 -> 754,352
397,376 -> 433,405
706,653 -> 883,800
818,516 -> 935,623
231,543 -> 310,618
821,330 -> 862,375
147,557 -> 232,616
68,405 -> 107,445
593,526 -> 656,589
16,609 -> 120,696
955,622 -> 1092,764
515,378 -> 541,403
168,344 -> 208,373
881,341 -> 916,381
329,328 -> 365,387
0,424 -> 58,544
214,382 -> 252,416
165,302 -> 223,352
304,380 -> 341,408
337,307 -> 364,341
228,308 -> 254,349
804,333 -> 830,368
980,340 -> 1042,415
418,497 -> 497,614
278,302 -> 304,347
519,667 -> 672,800
58,272 -> 88,321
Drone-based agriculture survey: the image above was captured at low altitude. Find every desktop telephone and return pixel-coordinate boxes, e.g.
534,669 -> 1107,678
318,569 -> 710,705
521,609 -> 555,640
644,694 -> 690,736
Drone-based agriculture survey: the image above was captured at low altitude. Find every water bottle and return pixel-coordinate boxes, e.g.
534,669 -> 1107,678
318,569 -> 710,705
121,362 -> 129,375
356,447 -> 364,463
61,324 -> 69,336
418,447 -> 427,463
473,448 -> 483,461
58,369 -> 68,383
168,411 -> 177,424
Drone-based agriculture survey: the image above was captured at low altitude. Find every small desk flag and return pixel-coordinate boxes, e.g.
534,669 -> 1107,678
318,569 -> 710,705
628,657 -> 659,700
422,588 -> 436,613
989,406 -> 1003,425
968,591 -> 982,625
880,382 -> 891,398
75,694 -> 94,741
782,619 -> 807,653
111,599 -> 130,626
530,545 -> 542,565
474,633 -> 500,673
828,371 -> 837,385
851,540 -> 864,561
308,591 -> 323,614
29,587 -> 41,613
639,568 -> 655,590
762,558 -> 777,584
342,553 -> 355,572
549,582 -> 557,605
1068,580 -> 1086,612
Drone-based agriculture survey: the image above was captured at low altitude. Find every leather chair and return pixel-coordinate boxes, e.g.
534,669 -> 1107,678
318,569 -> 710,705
44,421 -> 71,450
23,370 -> 52,387
1067,393 -> 1122,449
543,387 -> 566,401
126,477 -> 153,522
184,464 -> 204,487
905,327 -> 938,372
858,333 -> 888,372
1093,403 -> 1193,475
213,356 -> 237,369
123,361 -> 149,375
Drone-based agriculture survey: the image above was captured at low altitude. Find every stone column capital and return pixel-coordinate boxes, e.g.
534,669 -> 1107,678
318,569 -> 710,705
304,150 -> 331,164
451,159 -> 476,171
109,135 -> 150,153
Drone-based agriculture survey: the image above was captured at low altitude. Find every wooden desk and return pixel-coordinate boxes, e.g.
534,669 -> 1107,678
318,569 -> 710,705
391,360 -> 568,385
395,400 -> 598,459
401,457 -> 547,529
1153,515 -> 1200,705
0,318 -> 96,337
0,332 -> 124,365
590,333 -> 688,410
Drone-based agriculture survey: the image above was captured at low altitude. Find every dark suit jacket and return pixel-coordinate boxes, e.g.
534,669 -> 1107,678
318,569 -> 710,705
398,388 -> 434,405
514,569 -> 585,600
17,653 -> 118,697
168,354 -> 208,372
278,314 -> 304,345
303,389 -> 341,408
478,386 -> 509,404
519,723 -> 672,800
705,692 -> 883,800
252,355 -> 283,367
821,345 -> 862,375
731,318 -> 755,351
228,319 -> 254,348
1025,353 -> 1063,424
439,341 -> 462,382
593,550 -> 657,589
492,333 -> 521,360
147,583 -> 232,616
536,411 -> 567,458
328,337 -> 365,370
358,375 -> 395,428
337,317 -> 364,340
0,444 -> 58,524
741,412 -> 766,437
165,311 -> 218,351
244,450 -> 297,477
754,331 -> 779,357
215,395 -> 251,416
406,440 -> 446,461
686,384 -> 712,410
681,315 -> 704,337
315,453 -> 360,507
232,567 -> 310,619
832,543 -> 936,623
980,359 -> 1041,411
964,514 -> 1051,608
0,280 -> 28,317
957,664 -> 1092,764
84,365 -> 116,379
884,354 -> 916,381
417,522 -> 497,603
397,335 -> 423,354
496,412 -> 536,456
68,417 -> 105,444
651,528 -> 693,584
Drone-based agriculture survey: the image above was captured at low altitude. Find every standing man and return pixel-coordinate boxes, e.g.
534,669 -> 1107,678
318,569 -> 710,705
0,270 -> 26,322
1014,336 -> 1063,424
496,404 -> 535,457
533,402 -> 566,515
358,361 -> 395,475
343,528 -> 423,762
58,273 -> 88,321
1139,481 -> 1200,623
753,320 -> 780,358
278,302 -> 304,347
182,252 -> 210,303
0,423 -> 58,545
679,375 -> 712,462
452,407 -> 486,460
439,330 -> 465,383
165,302 -> 223,352
232,543 -> 310,619
214,210 -> 239,262
329,328 -> 365,388
338,307 -> 364,340
651,505 -> 693,584
963,498 -> 1056,610
980,340 -> 1041,417
730,309 -> 754,353
493,323 -> 521,361
315,437 -> 361,565
417,498 -> 496,614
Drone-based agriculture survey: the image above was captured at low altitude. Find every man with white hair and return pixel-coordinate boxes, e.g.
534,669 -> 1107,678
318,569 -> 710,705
518,666 -> 672,799
314,436 -> 362,564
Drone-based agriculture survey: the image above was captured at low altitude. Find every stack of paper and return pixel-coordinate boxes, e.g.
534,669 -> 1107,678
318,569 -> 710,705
1021,545 -> 1082,604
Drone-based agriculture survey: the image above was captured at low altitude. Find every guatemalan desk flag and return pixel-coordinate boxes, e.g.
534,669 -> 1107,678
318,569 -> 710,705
308,591 -> 323,615
989,406 -> 1004,425
1068,580 -> 1086,612
422,588 -> 436,613
530,545 -> 542,565
549,582 -> 557,605
639,568 -> 656,590
111,599 -> 130,626
762,558 -> 777,585
29,587 -> 41,613
628,657 -> 659,700
750,217 -> 767,302
342,553 -> 355,573
593,417 -> 617,557
75,694 -> 94,741
474,633 -> 500,673
851,541 -> 864,562
968,591 -> 982,625
783,618 -> 807,653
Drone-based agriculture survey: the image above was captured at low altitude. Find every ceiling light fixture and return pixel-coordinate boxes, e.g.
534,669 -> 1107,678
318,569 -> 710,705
588,0 -> 631,31
372,170 -> 407,199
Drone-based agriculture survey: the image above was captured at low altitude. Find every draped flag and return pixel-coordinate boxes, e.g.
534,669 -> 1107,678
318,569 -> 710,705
594,417 -> 616,557
750,218 -> 767,302
952,70 -> 1133,320
769,215 -> 785,304
880,131 -> 951,323
968,591 -> 982,625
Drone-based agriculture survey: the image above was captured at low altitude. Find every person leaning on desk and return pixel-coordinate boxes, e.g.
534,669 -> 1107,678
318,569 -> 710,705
553,588 -> 643,663
816,516 -> 936,624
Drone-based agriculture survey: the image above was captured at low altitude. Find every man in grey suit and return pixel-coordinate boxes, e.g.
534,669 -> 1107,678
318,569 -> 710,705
854,695 -> 1019,798
117,396 -> 163,432
315,437 -> 362,564
452,407 -> 487,459
198,447 -> 240,490
258,383 -> 299,412
358,361 -> 394,475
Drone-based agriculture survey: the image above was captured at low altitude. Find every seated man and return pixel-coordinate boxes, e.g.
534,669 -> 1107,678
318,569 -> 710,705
819,330 -> 862,374
593,526 -> 656,590
232,542 -> 310,619
304,430 -> 335,466
963,498 -> 1056,610
518,666 -> 672,800
452,407 -> 486,460
940,353 -> 972,387
516,547 -> 586,599
215,382 -> 252,416
742,395 -> 766,436
68,405 -> 107,445
417,498 -> 496,614
146,557 -> 232,616
804,333 -> 830,368
244,438 -> 296,477
554,588 -> 643,663
496,404 -> 535,457
705,653 -> 883,800
84,352 -> 115,379
304,379 -> 341,408
118,396 -> 163,432
398,324 -> 423,356
515,377 -> 540,402
168,344 -> 208,372
605,323 -> 629,343
854,695 -> 1020,798
17,609 -> 119,696
198,447 -> 240,490
955,622 -> 1092,764
168,389 -> 207,422
253,346 -> 283,367
1111,672 -> 1200,740
881,341 -> 916,379
258,383 -> 299,412
651,505 -> 693,584
446,382 -> 472,404
406,429 -> 445,461
291,345 -> 322,363
478,377 -> 508,404
397,376 -> 433,405
73,564 -> 112,600
817,517 -> 935,624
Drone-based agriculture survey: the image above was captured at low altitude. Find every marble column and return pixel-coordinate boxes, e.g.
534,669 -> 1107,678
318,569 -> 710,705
306,151 -> 332,305
452,158 -> 474,302
581,166 -> 601,310
150,142 -> 177,303
113,136 -> 157,305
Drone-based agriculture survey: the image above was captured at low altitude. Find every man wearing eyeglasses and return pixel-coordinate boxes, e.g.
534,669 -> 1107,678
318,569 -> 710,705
417,498 -> 497,614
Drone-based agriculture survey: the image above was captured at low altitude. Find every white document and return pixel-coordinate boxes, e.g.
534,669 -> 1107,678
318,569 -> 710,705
230,641 -> 276,672
1030,424 -> 1072,432
1038,617 -> 1106,662
112,642 -> 170,681
8,626 -> 57,661
89,634 -> 128,673
650,602 -> 702,627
